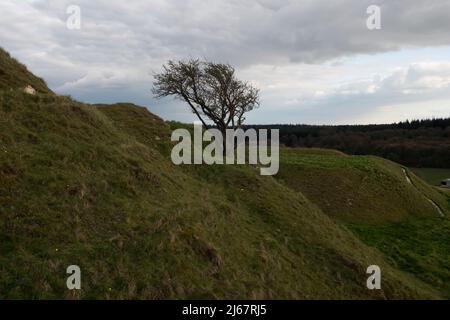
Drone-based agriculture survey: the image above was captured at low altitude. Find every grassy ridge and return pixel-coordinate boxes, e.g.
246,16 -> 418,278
275,147 -> 450,298
0,48 -> 52,94
276,148 -> 449,224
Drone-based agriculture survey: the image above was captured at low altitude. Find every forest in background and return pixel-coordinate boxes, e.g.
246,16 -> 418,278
247,118 -> 450,168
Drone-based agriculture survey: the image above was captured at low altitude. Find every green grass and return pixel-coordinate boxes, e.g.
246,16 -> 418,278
1,90 -> 443,299
410,168 -> 450,186
349,216 -> 450,297
281,147 -> 346,156
275,147 -> 450,298
0,47 -> 52,94
276,148 -> 449,224
0,49 -> 448,299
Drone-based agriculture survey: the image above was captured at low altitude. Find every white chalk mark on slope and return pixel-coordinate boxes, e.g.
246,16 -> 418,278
402,167 -> 444,217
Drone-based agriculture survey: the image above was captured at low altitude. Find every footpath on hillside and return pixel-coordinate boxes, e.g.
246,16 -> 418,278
402,168 -> 444,217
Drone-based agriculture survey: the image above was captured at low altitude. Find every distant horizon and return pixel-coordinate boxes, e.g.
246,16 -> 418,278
247,116 -> 450,127
167,115 -> 450,127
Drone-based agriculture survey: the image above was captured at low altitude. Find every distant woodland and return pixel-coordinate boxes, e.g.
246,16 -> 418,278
247,118 -> 450,168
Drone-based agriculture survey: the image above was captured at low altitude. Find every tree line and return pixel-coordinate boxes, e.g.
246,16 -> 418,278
247,118 -> 450,168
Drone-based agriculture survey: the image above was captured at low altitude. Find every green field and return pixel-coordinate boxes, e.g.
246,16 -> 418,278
410,168 -> 450,187
275,147 -> 450,298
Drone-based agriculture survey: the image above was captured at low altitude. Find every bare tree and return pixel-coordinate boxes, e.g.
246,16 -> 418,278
152,59 -> 260,136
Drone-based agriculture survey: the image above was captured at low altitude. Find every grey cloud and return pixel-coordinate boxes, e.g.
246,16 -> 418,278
250,62 -> 450,124
6,0 -> 450,66
1,0 -> 450,123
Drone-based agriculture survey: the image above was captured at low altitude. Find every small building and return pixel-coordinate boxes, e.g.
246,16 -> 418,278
441,179 -> 450,188
23,85 -> 36,95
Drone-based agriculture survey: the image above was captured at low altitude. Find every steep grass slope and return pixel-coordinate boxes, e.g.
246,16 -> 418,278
0,48 -> 52,94
350,216 -> 450,298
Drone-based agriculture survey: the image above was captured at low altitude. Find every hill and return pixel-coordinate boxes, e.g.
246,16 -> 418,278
275,147 -> 450,296
0,47 -> 52,94
276,148 -> 449,224
0,49 -> 448,299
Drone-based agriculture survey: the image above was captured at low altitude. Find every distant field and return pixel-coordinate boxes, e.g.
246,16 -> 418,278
410,168 -> 450,186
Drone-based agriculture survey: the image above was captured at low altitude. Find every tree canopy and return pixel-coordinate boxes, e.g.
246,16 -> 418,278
153,59 -> 259,133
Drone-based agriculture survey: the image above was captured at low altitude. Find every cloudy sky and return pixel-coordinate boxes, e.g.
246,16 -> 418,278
1,0 -> 450,124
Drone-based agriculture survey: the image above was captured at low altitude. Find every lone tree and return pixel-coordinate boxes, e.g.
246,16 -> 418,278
152,59 -> 259,135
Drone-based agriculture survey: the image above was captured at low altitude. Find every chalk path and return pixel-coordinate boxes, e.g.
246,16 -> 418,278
402,168 -> 444,217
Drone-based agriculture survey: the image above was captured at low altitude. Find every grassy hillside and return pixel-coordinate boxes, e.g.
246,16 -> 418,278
1,90 -> 445,299
276,148 -> 449,224
0,47 -> 52,94
0,50 -> 448,299
350,217 -> 450,297
275,147 -> 450,297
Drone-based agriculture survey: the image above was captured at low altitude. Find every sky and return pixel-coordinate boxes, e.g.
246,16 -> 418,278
1,0 -> 450,124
